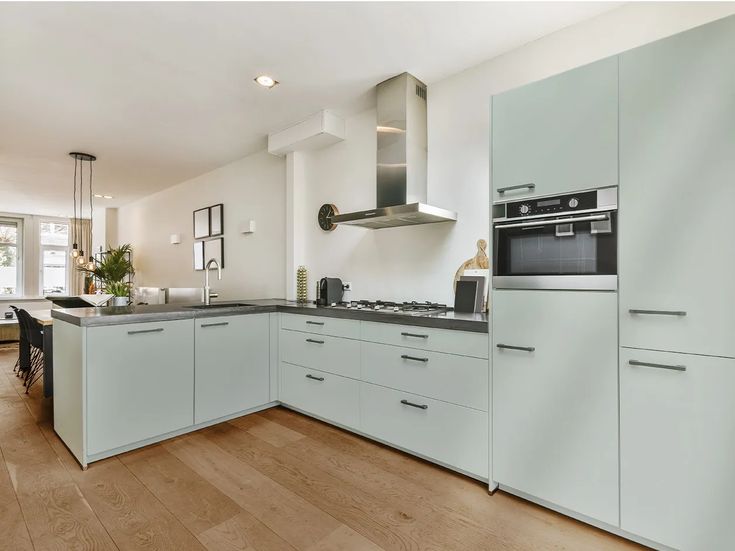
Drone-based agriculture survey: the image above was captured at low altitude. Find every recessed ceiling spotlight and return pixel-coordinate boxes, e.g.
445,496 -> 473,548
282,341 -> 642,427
254,75 -> 279,89
94,194 -> 114,199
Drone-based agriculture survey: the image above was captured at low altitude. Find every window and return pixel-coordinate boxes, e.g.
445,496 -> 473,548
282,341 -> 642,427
40,221 -> 69,296
0,218 -> 21,297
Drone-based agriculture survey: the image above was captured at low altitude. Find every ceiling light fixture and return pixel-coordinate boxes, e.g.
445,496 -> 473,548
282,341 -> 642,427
94,194 -> 114,199
69,152 -> 97,270
254,75 -> 279,89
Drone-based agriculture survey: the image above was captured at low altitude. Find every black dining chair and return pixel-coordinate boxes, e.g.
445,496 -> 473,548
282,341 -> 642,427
14,309 -> 44,393
9,306 -> 23,375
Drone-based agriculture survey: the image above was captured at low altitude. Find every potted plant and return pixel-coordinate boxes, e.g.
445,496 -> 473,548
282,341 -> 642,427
78,244 -> 135,306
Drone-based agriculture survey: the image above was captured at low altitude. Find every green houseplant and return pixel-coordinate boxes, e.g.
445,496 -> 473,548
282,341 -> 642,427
78,244 -> 135,306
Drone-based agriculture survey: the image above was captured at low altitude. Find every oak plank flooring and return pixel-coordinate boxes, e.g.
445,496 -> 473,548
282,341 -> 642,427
0,347 -> 641,551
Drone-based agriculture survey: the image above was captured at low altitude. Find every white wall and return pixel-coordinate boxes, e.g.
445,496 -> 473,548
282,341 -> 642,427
117,150 -> 286,300
297,3 -> 735,305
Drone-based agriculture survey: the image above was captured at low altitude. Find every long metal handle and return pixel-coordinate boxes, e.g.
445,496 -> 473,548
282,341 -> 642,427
496,343 -> 535,352
306,338 -> 325,344
306,321 -> 325,326
495,213 -> 608,230
201,322 -> 229,328
401,399 -> 428,410
305,374 -> 325,381
629,309 -> 687,317
629,359 -> 686,372
497,183 -> 535,195
401,332 -> 429,339
401,354 -> 429,363
127,328 -> 164,335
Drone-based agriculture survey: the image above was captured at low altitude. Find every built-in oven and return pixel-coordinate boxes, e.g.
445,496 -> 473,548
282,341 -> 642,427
492,187 -> 617,290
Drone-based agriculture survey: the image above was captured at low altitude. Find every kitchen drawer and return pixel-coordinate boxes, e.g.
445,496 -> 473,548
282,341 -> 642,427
280,362 -> 359,429
281,313 -> 360,339
361,321 -> 488,359
361,341 -> 488,411
620,348 -> 735,550
359,382 -> 488,478
280,329 -> 360,379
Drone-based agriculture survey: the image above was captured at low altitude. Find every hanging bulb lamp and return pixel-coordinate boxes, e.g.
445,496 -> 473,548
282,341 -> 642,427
69,152 -> 97,265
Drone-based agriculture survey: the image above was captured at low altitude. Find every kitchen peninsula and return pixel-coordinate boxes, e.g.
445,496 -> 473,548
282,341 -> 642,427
52,300 -> 489,475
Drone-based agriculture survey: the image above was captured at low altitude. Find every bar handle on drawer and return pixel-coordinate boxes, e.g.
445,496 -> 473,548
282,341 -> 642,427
497,183 -> 535,195
629,359 -> 686,372
401,399 -> 428,410
127,328 -> 164,335
401,354 -> 429,363
306,338 -> 325,344
306,321 -> 325,326
496,343 -> 535,352
629,309 -> 687,317
201,322 -> 229,328
305,374 -> 325,381
401,332 -> 428,339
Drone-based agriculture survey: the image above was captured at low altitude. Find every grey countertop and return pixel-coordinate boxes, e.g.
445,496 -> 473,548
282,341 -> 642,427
50,298 -> 489,333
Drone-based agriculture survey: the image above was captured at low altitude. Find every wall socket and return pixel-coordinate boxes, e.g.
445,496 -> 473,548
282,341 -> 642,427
342,282 -> 352,292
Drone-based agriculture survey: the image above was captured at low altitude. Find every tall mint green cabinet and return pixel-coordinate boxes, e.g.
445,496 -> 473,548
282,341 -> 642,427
194,314 -> 270,424
619,15 -> 735,551
87,319 -> 195,455
491,56 -> 617,200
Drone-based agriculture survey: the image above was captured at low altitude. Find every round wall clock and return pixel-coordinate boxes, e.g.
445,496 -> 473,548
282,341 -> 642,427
318,203 -> 338,232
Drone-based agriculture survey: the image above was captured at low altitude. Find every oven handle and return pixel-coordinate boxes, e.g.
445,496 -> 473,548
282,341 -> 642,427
494,213 -> 609,230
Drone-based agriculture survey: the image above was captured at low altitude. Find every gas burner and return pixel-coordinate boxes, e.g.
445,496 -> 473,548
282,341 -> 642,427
332,299 -> 449,316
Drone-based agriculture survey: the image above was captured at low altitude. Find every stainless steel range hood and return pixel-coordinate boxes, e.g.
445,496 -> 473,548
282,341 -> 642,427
331,73 -> 457,229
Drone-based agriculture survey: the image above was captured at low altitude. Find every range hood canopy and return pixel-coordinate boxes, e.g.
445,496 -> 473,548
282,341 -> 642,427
330,73 -> 457,229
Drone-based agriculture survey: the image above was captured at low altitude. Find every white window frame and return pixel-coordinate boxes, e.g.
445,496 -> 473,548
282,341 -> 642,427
0,216 -> 23,299
38,218 -> 71,297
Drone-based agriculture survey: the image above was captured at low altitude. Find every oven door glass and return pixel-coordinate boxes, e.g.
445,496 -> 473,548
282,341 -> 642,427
494,212 -> 617,276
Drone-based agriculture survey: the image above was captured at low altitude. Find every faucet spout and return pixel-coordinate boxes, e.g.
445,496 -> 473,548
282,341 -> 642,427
203,258 -> 222,305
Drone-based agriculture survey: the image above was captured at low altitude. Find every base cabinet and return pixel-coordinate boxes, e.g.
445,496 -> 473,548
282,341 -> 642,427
492,290 -> 619,525
620,349 -> 735,551
195,314 -> 270,424
86,319 -> 195,455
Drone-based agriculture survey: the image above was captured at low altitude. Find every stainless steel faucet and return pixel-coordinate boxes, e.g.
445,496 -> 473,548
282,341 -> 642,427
203,258 -> 222,305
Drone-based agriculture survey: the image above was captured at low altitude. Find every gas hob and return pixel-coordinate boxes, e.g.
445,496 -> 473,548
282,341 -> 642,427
326,300 -> 449,316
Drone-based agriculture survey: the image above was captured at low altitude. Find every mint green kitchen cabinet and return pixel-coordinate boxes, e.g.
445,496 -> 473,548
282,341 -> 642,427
195,314 -> 270,424
620,348 -> 735,550
491,56 -> 618,201
492,290 -> 618,525
619,16 -> 735,358
86,319 -> 195,456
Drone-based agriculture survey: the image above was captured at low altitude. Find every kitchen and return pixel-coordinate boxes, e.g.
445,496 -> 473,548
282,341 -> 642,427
1,3 -> 734,551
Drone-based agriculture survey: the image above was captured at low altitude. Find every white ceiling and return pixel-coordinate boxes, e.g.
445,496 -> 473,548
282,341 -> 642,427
0,1 -> 619,217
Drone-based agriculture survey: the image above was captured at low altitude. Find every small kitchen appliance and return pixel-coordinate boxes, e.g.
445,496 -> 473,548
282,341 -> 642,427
317,277 -> 344,306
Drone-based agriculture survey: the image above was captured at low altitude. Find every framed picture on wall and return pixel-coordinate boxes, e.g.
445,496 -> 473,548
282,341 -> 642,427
210,204 -> 223,236
193,207 -> 210,239
193,241 -> 205,271
204,237 -> 224,269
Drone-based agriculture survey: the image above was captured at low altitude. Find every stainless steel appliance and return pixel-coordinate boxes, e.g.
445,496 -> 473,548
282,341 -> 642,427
492,187 -> 618,290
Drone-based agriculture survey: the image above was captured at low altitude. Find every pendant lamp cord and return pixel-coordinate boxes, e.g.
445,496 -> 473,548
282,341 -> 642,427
89,160 -> 93,260
72,157 -> 77,247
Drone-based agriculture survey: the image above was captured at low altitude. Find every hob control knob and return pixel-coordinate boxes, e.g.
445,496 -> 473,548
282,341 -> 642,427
519,204 -> 531,215
568,198 -> 579,208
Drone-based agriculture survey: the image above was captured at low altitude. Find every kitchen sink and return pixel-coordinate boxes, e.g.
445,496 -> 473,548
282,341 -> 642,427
184,303 -> 257,309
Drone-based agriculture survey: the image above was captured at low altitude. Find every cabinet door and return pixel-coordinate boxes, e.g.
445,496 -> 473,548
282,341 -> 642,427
195,314 -> 270,424
87,319 -> 194,455
492,56 -> 617,201
492,290 -> 618,525
620,348 -> 735,550
619,16 -> 735,357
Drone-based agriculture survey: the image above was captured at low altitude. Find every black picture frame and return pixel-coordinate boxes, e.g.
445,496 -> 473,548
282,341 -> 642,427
209,203 -> 224,237
193,207 -> 210,239
204,237 -> 224,269
193,241 -> 205,271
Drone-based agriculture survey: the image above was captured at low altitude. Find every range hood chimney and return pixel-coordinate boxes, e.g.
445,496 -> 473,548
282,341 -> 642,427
330,73 -> 457,229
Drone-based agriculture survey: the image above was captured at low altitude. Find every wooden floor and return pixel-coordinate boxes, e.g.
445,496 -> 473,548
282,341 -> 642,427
0,346 -> 642,551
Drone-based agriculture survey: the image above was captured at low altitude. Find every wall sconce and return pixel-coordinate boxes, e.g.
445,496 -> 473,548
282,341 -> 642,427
240,221 -> 256,234
170,233 -> 182,245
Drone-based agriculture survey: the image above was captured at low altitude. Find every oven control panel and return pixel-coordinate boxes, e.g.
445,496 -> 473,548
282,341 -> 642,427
505,189 -> 598,218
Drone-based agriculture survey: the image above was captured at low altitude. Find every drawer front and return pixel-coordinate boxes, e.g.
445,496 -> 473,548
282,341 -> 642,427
361,321 -> 488,359
280,362 -> 359,429
359,382 -> 488,478
280,329 -> 360,378
361,342 -> 488,411
620,348 -> 735,550
281,313 -> 360,339
87,319 -> 195,455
